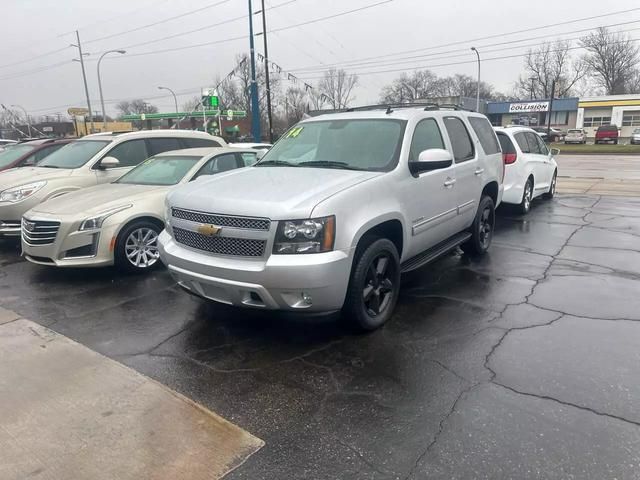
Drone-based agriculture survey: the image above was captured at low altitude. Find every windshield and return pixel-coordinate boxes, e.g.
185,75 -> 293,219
38,140 -> 109,169
257,119 -> 406,171
115,155 -> 201,185
0,145 -> 35,168
568,130 -> 582,134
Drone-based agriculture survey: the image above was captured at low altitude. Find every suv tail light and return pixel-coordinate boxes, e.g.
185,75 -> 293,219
503,153 -> 517,165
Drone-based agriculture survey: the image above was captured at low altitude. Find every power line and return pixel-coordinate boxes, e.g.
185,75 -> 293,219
292,21 -> 640,74
0,47 -> 70,70
0,60 -> 71,81
84,0 -> 235,44
295,37 -> 640,80
88,0 -> 394,60
111,0 -> 298,52
288,8 -> 640,72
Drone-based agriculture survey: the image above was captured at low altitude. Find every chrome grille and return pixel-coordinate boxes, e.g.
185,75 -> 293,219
173,227 -> 266,257
171,208 -> 270,231
22,218 -> 60,246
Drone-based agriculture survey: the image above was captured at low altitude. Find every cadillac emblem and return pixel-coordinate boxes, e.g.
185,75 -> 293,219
23,220 -> 35,232
197,224 -> 221,237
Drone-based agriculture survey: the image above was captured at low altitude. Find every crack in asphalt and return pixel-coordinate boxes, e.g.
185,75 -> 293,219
492,381 -> 640,428
403,382 -> 481,480
336,438 -> 395,478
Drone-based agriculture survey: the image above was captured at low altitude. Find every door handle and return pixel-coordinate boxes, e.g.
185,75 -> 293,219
474,168 -> 485,175
444,178 -> 456,188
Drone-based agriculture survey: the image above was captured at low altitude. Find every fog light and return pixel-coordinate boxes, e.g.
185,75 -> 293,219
302,292 -> 313,305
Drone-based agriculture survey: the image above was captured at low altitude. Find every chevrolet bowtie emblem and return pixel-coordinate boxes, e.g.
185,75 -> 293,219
197,224 -> 221,237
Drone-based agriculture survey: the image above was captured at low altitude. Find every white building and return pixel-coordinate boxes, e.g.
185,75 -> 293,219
577,95 -> 640,139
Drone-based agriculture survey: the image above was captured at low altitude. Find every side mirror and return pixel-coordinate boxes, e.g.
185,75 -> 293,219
99,156 -> 120,169
409,149 -> 453,175
550,147 -> 560,156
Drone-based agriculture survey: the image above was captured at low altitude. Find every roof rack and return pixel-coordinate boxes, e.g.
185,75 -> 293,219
342,102 -> 472,115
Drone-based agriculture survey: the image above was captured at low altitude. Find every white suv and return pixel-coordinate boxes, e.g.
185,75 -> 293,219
495,126 -> 558,214
159,106 -> 504,330
0,130 -> 225,237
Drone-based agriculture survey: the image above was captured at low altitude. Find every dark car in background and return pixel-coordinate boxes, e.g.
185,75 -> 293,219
533,127 -> 564,143
0,138 -> 73,172
595,125 -> 619,144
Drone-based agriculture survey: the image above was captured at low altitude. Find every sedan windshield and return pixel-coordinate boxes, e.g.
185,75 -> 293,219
257,119 -> 406,171
116,155 -> 201,185
38,140 -> 109,169
0,145 -> 35,168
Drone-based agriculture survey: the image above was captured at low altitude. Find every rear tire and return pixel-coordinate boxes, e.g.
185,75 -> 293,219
115,220 -> 162,273
518,178 -> 533,214
461,195 -> 495,256
614,139 -> 618,145
342,237 -> 400,332
543,171 -> 557,200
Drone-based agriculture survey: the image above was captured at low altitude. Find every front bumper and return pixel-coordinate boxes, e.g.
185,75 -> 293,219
158,230 -> 353,313
21,214 -> 118,267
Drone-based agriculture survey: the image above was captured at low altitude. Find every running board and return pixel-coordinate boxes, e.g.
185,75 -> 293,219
401,232 -> 472,273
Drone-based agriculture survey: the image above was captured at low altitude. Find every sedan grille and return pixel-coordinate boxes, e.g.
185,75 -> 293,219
22,218 -> 60,246
173,227 -> 266,257
171,208 -> 270,231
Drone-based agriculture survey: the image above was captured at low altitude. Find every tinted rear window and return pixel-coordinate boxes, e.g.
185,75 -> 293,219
469,117 -> 500,155
496,133 -> 516,154
182,138 -> 222,148
443,117 -> 474,162
597,126 -> 618,132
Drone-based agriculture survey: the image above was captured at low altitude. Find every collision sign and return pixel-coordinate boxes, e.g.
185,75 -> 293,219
509,102 -> 550,113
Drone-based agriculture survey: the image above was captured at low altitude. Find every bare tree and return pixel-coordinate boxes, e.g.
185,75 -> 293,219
514,40 -> 587,99
282,87 -> 308,123
379,70 -> 444,103
116,99 -> 158,117
318,68 -> 358,109
581,27 -> 640,95
440,73 -> 496,100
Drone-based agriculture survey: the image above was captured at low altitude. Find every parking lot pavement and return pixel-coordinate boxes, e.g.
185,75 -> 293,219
1,193 -> 640,479
557,153 -> 640,195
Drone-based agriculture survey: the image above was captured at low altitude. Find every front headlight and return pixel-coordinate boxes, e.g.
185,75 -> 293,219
78,205 -> 132,231
273,216 -> 335,254
0,181 -> 46,203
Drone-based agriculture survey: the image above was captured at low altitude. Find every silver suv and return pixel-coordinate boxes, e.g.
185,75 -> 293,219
159,105 -> 504,330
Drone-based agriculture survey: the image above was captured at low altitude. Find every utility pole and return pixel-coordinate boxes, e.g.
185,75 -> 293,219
247,0 -> 261,142
546,79 -> 556,141
71,31 -> 94,134
471,47 -> 481,112
258,0 -> 273,142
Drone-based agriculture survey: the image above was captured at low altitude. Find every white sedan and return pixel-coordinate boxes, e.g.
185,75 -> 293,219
21,147 -> 258,272
494,126 -> 558,214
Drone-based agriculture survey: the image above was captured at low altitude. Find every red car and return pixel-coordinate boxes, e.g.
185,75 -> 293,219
595,125 -> 619,145
0,138 -> 73,171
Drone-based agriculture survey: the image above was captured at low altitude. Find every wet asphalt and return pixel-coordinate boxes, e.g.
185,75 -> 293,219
1,193 -> 640,479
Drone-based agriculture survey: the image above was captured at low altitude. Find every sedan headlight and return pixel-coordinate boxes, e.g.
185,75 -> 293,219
274,216 -> 335,254
0,181 -> 46,203
79,205 -> 132,231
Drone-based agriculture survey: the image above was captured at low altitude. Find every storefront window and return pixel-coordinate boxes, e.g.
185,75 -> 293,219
550,111 -> 568,125
622,114 -> 640,127
583,116 -> 612,127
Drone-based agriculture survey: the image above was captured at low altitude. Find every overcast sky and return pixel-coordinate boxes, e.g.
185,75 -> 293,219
1,0 -> 639,118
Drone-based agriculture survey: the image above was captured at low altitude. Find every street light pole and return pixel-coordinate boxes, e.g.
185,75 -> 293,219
97,49 -> 126,130
71,31 -> 94,134
257,0 -> 273,142
11,105 -> 31,137
247,0 -> 261,142
471,47 -> 481,112
158,86 -> 179,128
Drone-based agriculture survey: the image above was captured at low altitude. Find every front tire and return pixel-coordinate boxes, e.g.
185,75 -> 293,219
518,178 -> 533,214
461,195 -> 495,256
342,238 -> 400,332
115,220 -> 162,273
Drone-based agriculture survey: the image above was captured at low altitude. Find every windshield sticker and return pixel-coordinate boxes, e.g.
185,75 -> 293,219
287,126 -> 304,138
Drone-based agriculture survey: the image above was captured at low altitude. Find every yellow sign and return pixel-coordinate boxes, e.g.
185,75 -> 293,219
287,126 -> 304,138
579,99 -> 640,108
67,107 -> 89,116
197,224 -> 221,237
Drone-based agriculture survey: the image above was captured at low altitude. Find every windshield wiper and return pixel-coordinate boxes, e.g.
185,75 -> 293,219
255,160 -> 298,167
299,160 -> 365,171
39,165 -> 60,168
